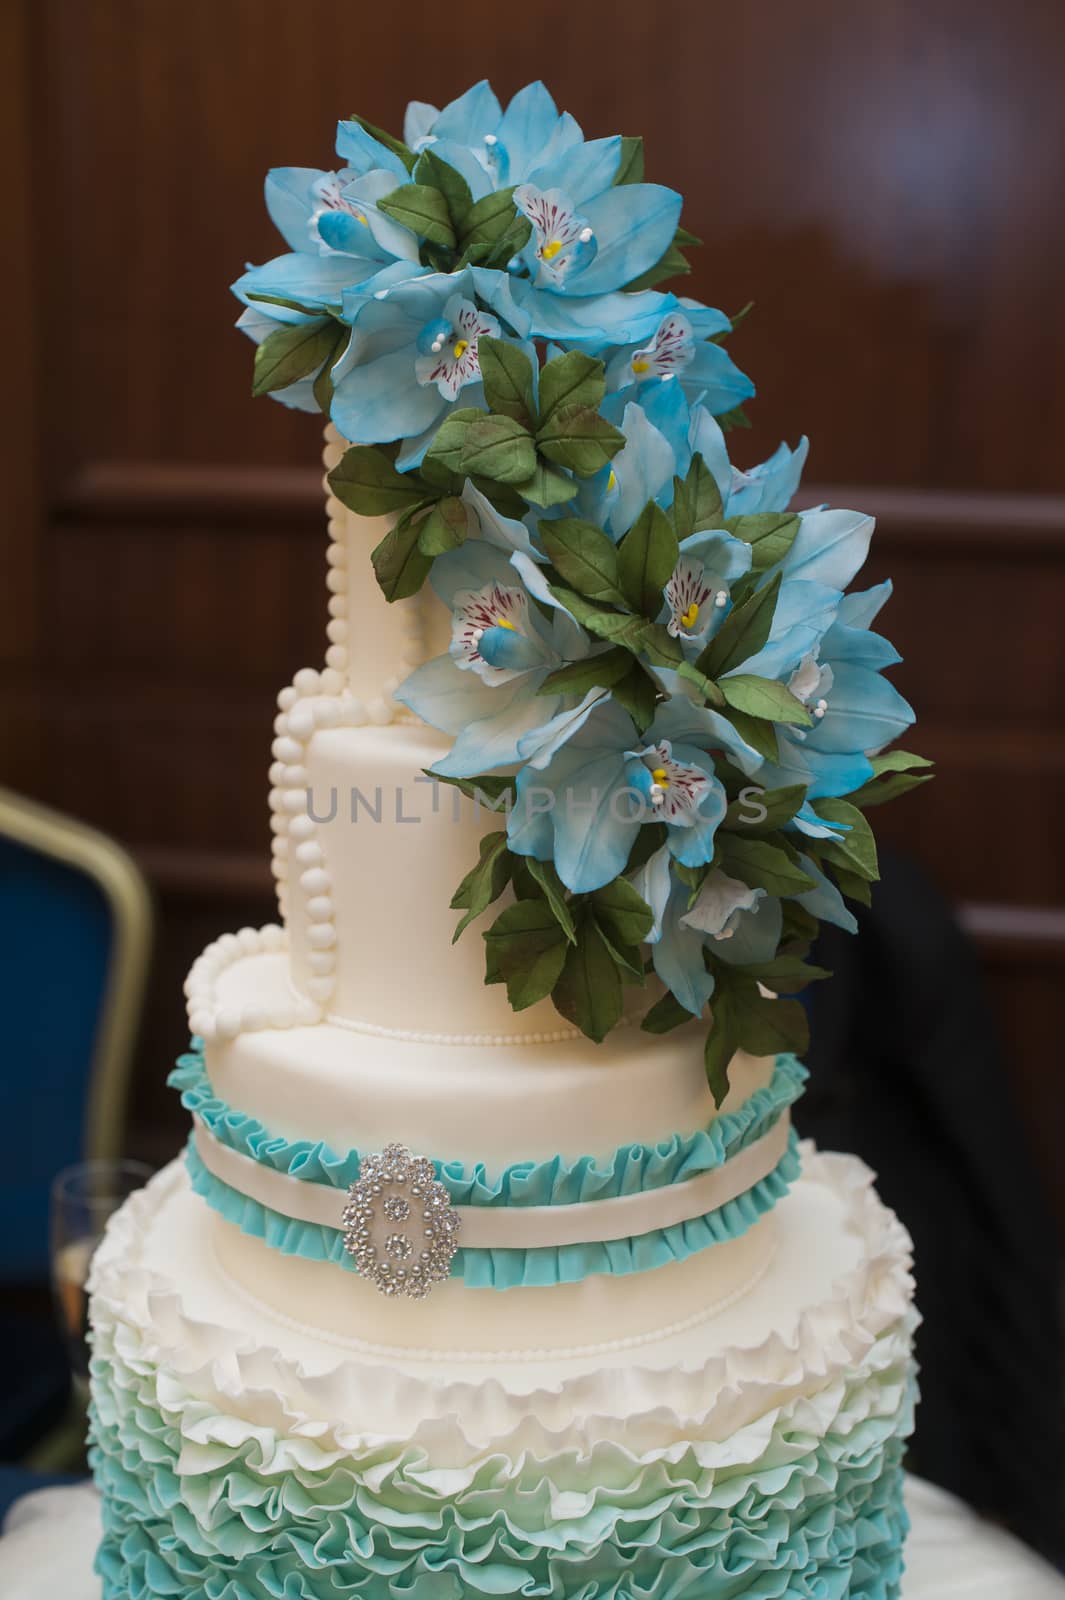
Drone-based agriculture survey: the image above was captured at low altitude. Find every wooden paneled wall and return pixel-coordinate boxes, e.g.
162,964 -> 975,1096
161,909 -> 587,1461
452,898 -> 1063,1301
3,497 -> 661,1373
2,1 -> 1064,1217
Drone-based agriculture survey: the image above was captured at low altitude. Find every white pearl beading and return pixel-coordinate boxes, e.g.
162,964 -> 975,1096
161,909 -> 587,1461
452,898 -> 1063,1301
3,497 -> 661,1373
262,429 -> 437,1030
184,924 -> 639,1047
183,923 -> 313,1041
321,426 -> 426,715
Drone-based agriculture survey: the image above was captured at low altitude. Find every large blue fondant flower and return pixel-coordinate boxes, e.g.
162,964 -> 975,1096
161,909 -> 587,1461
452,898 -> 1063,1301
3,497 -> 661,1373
603,303 -> 755,418
631,847 -> 784,1014
233,123 -> 423,320
765,579 -> 916,802
506,697 -> 763,895
394,514 -> 608,777
328,268 -> 532,466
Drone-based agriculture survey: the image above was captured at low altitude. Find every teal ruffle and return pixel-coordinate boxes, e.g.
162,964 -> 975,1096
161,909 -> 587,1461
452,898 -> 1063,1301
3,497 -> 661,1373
170,1043 -> 807,1206
89,1351 -> 914,1599
183,1127 -> 801,1288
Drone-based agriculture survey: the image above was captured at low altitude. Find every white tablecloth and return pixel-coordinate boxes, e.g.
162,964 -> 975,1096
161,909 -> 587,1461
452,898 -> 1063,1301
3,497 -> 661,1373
1,1476 -> 1062,1598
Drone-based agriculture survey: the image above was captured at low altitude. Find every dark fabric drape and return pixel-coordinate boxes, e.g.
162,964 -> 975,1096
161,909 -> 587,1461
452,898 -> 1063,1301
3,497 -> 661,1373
803,848 -> 1065,1562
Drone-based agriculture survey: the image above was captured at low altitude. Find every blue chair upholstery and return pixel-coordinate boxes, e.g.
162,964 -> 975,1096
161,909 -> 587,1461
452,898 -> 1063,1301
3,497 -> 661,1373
0,838 -> 116,1281
0,788 -> 152,1463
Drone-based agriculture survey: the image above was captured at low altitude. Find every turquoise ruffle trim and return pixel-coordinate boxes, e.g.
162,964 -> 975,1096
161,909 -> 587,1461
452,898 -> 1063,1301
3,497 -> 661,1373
170,1043 -> 807,1206
89,1355 -> 913,1599
183,1127 -> 802,1288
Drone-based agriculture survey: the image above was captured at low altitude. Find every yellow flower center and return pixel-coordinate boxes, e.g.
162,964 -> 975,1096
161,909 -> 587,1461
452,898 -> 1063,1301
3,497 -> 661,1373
607,468 -> 617,490
452,338 -> 469,360
631,358 -> 651,374
495,616 -> 516,630
652,766 -> 669,786
681,601 -> 700,629
542,238 -> 563,261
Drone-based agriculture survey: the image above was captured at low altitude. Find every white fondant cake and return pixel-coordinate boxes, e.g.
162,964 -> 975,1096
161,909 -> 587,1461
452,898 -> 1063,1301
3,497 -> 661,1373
87,432 -> 918,1596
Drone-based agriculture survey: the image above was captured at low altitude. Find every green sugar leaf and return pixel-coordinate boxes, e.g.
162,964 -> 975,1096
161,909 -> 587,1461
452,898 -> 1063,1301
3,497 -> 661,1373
737,991 -> 810,1060
450,831 -> 512,939
611,660 -> 659,730
614,135 -> 645,186
536,404 -> 626,476
624,241 -> 693,294
617,501 -> 679,616
697,572 -> 781,679
483,899 -> 569,1011
549,590 -> 685,670
433,772 -> 515,807
377,182 -> 456,248
514,459 -> 579,507
703,981 -> 738,1107
417,495 -> 469,556
552,916 -> 624,1041
537,646 -> 634,698
252,319 -> 337,399
245,291 -> 338,318
370,504 -> 434,600
539,518 -> 628,606
413,147 -> 474,231
675,659 -> 727,708
811,797 -> 880,882
671,452 -> 724,539
477,336 -> 536,428
722,512 -> 801,571
328,445 -> 428,517
537,350 -> 607,427
458,413 -> 537,484
641,990 -> 695,1035
716,404 -> 752,432
719,674 -> 813,726
345,112 -> 417,173
718,834 -> 818,897
459,185 -> 520,251
590,875 -> 655,948
423,406 -> 484,477
310,323 -> 347,413
524,858 -> 577,943
733,954 -> 832,993
849,750 -> 935,809
823,859 -> 874,906
724,782 -> 807,836
718,706 -> 779,765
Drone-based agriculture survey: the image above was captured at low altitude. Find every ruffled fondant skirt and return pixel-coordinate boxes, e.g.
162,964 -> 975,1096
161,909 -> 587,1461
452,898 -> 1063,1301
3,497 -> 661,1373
88,1146 -> 917,1599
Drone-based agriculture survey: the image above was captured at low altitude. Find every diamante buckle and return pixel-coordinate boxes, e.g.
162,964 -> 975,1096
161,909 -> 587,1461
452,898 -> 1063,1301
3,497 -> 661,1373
341,1143 -> 461,1299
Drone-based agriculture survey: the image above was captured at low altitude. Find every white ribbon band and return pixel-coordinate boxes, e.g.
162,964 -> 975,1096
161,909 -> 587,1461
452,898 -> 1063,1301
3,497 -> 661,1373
193,1114 -> 792,1251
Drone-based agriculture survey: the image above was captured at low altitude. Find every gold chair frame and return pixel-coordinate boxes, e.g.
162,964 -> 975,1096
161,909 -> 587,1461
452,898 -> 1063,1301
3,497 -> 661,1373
0,786 -> 153,1161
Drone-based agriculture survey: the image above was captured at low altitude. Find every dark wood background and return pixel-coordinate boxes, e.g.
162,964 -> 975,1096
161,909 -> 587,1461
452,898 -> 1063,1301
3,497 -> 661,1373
3,0 -> 1063,1223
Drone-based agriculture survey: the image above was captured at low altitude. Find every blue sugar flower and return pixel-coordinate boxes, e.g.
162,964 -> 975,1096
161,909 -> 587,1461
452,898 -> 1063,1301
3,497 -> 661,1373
329,269 -> 532,465
727,435 -> 810,516
603,305 -> 755,418
506,696 -> 763,895
763,581 -> 915,802
233,123 -> 424,324
512,179 -> 681,303
233,308 -> 320,412
629,850 -> 783,1015
664,530 -> 754,643
395,540 -> 605,777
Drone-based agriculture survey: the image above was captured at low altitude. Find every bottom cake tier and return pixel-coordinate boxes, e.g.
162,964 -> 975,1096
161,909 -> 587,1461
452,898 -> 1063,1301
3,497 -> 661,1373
88,1143 -> 917,1600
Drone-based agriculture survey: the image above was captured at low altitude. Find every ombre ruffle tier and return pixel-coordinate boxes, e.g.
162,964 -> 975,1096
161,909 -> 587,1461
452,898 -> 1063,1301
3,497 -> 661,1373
88,1147 -> 917,1599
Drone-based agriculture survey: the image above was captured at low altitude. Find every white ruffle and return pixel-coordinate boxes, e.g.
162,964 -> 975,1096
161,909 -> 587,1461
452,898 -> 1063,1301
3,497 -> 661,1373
88,1143 -> 916,1464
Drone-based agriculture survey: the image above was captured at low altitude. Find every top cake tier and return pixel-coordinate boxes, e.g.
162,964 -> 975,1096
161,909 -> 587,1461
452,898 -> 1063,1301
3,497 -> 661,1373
254,429 -> 566,1037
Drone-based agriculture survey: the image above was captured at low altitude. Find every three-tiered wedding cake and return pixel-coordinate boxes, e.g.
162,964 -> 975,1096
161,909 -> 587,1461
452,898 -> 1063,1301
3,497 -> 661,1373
89,81 -> 922,1598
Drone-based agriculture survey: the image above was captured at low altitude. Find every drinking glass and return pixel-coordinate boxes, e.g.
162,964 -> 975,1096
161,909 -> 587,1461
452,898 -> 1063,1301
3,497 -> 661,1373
50,1159 -> 153,1385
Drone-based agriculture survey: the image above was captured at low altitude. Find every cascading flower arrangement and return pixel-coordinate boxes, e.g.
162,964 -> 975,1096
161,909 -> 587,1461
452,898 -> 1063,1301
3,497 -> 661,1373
235,80 -> 931,1102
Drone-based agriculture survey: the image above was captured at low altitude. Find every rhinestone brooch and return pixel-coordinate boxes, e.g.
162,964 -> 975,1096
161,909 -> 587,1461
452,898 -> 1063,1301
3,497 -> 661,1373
341,1142 -> 461,1299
